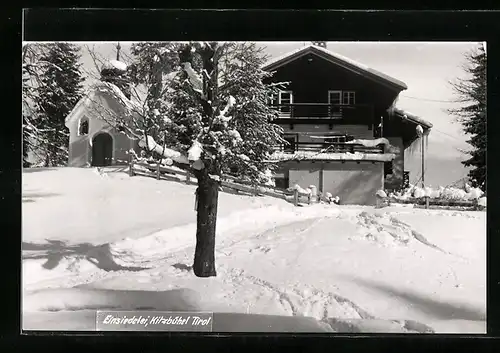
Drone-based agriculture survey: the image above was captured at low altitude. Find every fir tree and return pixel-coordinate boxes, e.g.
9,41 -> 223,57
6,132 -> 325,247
36,43 -> 85,167
450,44 -> 486,191
22,43 -> 44,167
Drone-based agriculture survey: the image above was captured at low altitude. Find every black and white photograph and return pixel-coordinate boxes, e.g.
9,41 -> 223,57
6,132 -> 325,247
22,40 -> 486,333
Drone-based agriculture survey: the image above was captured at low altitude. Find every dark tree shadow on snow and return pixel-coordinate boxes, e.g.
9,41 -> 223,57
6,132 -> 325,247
23,287 -> 202,316
22,191 -> 60,203
22,167 -> 59,174
348,276 -> 486,322
22,240 -> 150,272
172,263 -> 192,272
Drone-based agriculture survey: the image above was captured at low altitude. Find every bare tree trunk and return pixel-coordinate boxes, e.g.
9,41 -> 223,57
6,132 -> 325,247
192,170 -> 219,277
44,135 -> 52,167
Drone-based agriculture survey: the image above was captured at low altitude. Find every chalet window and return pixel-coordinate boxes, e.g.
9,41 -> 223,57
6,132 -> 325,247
342,91 -> 356,105
283,135 -> 296,153
328,91 -> 342,116
279,91 -> 293,114
78,117 -> 89,136
384,161 -> 393,176
328,91 -> 356,117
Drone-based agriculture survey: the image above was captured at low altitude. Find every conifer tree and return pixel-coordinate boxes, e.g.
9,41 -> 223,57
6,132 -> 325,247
37,43 -> 85,167
450,44 -> 486,191
22,43 -> 44,167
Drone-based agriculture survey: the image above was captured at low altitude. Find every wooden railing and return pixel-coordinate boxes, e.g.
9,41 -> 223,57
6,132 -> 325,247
128,159 -> 291,201
275,141 -> 385,154
270,103 -> 373,122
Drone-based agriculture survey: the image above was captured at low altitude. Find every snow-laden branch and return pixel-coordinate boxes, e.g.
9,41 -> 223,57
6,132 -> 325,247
218,95 -> 235,122
182,62 -> 203,96
188,140 -> 203,161
228,129 -> 242,143
188,140 -> 205,170
138,135 -> 189,164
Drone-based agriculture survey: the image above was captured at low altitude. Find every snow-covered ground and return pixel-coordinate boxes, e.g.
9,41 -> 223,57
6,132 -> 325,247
22,168 -> 486,333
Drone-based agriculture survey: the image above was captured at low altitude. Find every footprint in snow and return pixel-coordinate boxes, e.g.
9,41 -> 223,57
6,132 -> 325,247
250,245 -> 272,254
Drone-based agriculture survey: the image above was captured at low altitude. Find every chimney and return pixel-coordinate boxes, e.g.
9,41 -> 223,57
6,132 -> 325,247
311,41 -> 327,48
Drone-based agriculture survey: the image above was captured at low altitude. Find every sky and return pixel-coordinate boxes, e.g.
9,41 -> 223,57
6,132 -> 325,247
76,41 -> 482,187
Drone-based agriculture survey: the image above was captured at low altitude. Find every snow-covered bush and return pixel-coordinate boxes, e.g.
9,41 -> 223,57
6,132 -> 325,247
292,184 -> 311,195
392,183 -> 484,202
261,169 -> 275,187
320,192 -> 339,204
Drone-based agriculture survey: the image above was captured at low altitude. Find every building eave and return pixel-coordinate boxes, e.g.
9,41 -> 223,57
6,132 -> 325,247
393,107 -> 433,130
64,92 -> 93,128
262,45 -> 408,92
390,108 -> 433,149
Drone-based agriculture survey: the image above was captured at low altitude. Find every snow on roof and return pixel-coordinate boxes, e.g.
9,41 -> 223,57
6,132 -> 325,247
393,107 -> 433,129
64,81 -> 143,125
64,88 -> 94,125
268,151 -> 396,162
102,60 -> 128,72
97,81 -> 143,112
262,45 -> 408,91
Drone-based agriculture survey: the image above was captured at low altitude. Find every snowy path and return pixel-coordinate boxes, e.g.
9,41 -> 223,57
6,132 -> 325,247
22,169 -> 486,333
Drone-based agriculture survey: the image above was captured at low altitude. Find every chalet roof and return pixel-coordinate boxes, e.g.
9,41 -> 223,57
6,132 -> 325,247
262,45 -> 408,91
392,107 -> 433,130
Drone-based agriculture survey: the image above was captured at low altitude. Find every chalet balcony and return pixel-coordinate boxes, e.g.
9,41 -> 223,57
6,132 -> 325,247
275,141 -> 385,154
270,103 -> 374,125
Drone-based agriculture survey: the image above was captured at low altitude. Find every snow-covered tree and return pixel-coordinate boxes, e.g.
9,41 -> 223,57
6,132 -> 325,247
128,42 -> 179,155
450,44 -> 486,191
35,43 -> 85,167
22,43 -> 46,167
158,42 -> 284,277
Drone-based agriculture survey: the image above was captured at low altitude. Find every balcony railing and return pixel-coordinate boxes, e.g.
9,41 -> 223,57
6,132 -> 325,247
275,141 -> 385,154
270,103 -> 373,123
